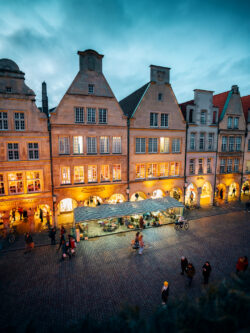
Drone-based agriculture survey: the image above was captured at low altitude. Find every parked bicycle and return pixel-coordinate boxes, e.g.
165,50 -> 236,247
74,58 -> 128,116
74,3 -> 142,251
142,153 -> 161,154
174,219 -> 189,231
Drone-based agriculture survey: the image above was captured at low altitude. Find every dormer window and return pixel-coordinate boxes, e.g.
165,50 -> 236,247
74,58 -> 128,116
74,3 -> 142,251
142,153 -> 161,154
6,87 -> 12,93
227,117 -> 232,129
189,109 -> 194,123
158,93 -> 163,101
88,84 -> 94,94
200,110 -> 207,124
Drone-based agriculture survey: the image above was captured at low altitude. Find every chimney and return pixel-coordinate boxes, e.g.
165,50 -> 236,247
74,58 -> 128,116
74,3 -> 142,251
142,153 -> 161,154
231,85 -> 239,94
78,49 -> 104,73
150,65 -> 171,84
42,81 -> 49,116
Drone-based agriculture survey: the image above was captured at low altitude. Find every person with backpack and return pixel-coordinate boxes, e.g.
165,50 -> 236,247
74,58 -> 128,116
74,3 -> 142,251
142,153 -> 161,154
185,262 -> 195,286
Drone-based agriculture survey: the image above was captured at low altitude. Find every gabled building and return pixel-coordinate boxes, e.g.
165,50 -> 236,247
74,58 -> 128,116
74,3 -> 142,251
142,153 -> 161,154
120,65 -> 186,202
50,50 -> 127,225
0,59 -> 52,223
213,85 -> 246,202
241,95 -> 250,201
180,90 -> 219,207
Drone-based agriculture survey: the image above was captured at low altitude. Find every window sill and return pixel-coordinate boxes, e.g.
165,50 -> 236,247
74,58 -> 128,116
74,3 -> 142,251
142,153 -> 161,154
113,180 -> 121,182
99,123 -> 107,125
100,153 -> 110,155
74,182 -> 85,185
87,122 -> 96,125
88,181 -> 98,183
75,122 -> 84,124
73,153 -> 84,155
60,183 -> 72,186
8,159 -> 20,161
101,180 -> 111,183
59,153 -> 70,156
87,153 -> 97,155
148,152 -> 158,154
112,152 -> 122,155
135,152 -> 146,154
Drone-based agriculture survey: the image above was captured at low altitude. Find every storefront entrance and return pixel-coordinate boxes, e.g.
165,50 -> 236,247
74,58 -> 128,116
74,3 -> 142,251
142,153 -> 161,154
185,183 -> 197,206
84,196 -> 103,207
216,183 -> 226,202
108,194 -> 125,204
228,182 -> 239,201
58,198 -> 77,226
241,181 -> 250,201
131,192 -> 147,201
170,188 -> 182,202
151,189 -> 164,199
200,182 -> 213,206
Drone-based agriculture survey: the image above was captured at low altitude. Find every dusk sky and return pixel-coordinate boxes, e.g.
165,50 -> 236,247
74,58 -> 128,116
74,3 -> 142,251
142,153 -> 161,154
0,0 -> 249,108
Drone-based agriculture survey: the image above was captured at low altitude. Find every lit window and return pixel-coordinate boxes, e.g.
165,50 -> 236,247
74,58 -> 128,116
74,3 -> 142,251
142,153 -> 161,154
99,109 -> 107,124
198,159 -> 203,174
26,171 -> 41,192
74,166 -> 84,183
88,84 -> 94,94
234,117 -> 239,129
200,111 -> 206,124
227,159 -> 232,173
207,158 -> 212,173
113,164 -> 121,181
112,137 -> 121,154
208,133 -> 214,150
135,138 -> 146,153
170,162 -> 180,176
161,114 -> 168,127
100,136 -> 109,154
0,112 -> 8,130
59,137 -> 70,154
88,165 -> 97,182
172,138 -> 180,153
235,137 -> 241,151
148,138 -> 158,153
229,137 -> 235,152
73,136 -> 83,154
87,108 -> 96,123
234,159 -> 239,172
199,133 -> 205,151
222,136 -> 227,152
75,107 -> 84,123
159,163 -> 168,177
220,159 -> 226,173
28,143 -> 39,160
8,172 -> 23,194
160,137 -> 169,153
150,113 -> 158,127
7,143 -> 19,160
189,159 -> 195,175
14,112 -> 25,131
61,167 -> 71,184
147,163 -> 158,178
227,117 -> 232,129
0,174 -> 5,195
101,165 -> 110,182
135,164 -> 145,179
87,137 -> 97,154
245,161 -> 250,173
190,133 -> 196,150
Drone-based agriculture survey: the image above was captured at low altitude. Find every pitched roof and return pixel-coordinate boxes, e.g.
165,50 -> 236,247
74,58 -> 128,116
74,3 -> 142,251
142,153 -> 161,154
241,95 -> 250,122
119,82 -> 150,118
179,99 -> 194,120
213,91 -> 230,118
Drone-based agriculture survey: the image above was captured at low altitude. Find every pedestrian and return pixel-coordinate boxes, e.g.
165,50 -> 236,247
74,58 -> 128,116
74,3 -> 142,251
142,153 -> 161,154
68,235 -> 76,256
23,209 -> 28,221
46,211 -> 50,228
49,227 -> 56,245
60,225 -> 66,237
139,216 -> 144,229
236,256 -> 245,273
24,232 -> 34,254
18,207 -> 23,220
202,261 -> 212,284
133,231 -> 140,248
12,209 -> 16,222
161,281 -> 169,305
138,234 -> 144,255
39,208 -> 43,223
220,188 -> 223,200
57,233 -> 65,251
180,256 -> 188,275
243,256 -> 248,271
61,239 -> 69,260
185,262 -> 195,287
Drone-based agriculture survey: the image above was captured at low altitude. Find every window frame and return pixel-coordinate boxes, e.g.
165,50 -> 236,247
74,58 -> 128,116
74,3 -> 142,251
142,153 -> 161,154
87,108 -> 96,124
28,142 -> 39,160
88,165 -> 97,183
0,111 -> 8,130
160,113 -> 168,128
7,143 -> 19,161
113,164 -> 121,181
59,137 -> 70,155
74,166 -> 84,184
112,137 -> 121,154
73,136 -> 83,154
100,136 -> 109,154
148,138 -> 158,153
160,137 -> 169,153
74,107 -> 84,123
87,137 -> 97,154
135,138 -> 146,154
172,138 -> 181,153
135,164 -> 146,179
14,112 -> 25,131
150,113 -> 158,127
98,108 -> 107,124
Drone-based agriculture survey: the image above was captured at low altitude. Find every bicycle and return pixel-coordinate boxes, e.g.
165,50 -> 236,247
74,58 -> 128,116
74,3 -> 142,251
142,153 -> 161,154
174,219 -> 189,231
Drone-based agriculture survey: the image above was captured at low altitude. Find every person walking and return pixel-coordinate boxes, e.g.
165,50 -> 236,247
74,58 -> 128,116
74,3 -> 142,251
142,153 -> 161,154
68,235 -> 76,256
57,232 -> 66,251
49,227 -> 56,245
12,209 -> 16,222
138,234 -> 144,255
24,232 -> 34,254
202,261 -> 212,284
61,239 -> 69,260
181,256 -> 188,275
39,208 -> 43,223
185,262 -> 195,287
46,211 -> 50,229
60,225 -> 66,237
236,256 -> 247,273
139,216 -> 144,229
161,281 -> 169,305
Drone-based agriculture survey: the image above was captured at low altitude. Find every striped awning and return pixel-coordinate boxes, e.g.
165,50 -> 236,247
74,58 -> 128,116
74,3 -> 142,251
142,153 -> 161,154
74,197 -> 184,223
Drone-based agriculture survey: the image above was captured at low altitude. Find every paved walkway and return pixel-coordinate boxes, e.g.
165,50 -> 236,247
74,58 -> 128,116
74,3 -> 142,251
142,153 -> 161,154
0,210 -> 249,332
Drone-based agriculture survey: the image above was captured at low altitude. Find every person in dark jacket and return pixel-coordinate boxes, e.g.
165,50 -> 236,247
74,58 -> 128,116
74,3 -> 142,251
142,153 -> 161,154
24,232 -> 34,254
57,233 -> 65,251
202,261 -> 212,284
236,256 -> 245,273
49,227 -> 56,245
181,256 -> 188,275
39,208 -> 43,223
161,281 -> 169,305
185,263 -> 195,286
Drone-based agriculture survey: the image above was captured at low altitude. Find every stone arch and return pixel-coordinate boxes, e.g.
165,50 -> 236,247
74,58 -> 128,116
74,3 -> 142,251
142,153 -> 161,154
185,183 -> 198,205
170,187 -> 182,202
84,196 -> 103,207
228,182 -> 239,201
216,183 -> 226,200
57,198 -> 78,226
108,194 -> 125,204
130,192 -> 147,201
241,181 -> 250,200
151,189 -> 165,199
200,181 -> 213,206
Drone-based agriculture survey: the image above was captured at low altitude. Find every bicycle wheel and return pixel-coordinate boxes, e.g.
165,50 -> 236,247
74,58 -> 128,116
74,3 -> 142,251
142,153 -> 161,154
184,222 -> 189,230
8,234 -> 15,244
174,223 -> 180,231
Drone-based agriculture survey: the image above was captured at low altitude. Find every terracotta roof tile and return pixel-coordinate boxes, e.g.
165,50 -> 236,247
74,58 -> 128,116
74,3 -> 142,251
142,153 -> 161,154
179,100 -> 194,120
213,91 -> 230,118
241,95 -> 250,122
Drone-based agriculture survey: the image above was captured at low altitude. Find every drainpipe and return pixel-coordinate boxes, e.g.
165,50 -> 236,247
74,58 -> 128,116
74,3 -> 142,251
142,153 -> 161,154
183,121 -> 188,205
213,125 -> 219,205
126,117 -> 130,201
239,129 -> 247,202
42,82 -> 56,227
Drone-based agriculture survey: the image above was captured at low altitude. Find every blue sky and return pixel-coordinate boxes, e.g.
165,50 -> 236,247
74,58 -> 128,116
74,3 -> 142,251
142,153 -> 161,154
0,0 -> 249,107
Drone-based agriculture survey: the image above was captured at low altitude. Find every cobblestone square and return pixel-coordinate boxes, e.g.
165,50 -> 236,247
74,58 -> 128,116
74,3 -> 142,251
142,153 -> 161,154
0,211 -> 250,332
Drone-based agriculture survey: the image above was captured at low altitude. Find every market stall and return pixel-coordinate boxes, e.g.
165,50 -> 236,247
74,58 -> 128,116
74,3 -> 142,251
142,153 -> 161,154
74,197 -> 184,239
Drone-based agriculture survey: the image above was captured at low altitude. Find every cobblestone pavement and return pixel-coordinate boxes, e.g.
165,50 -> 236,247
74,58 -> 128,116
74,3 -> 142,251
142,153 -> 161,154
0,211 -> 249,332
